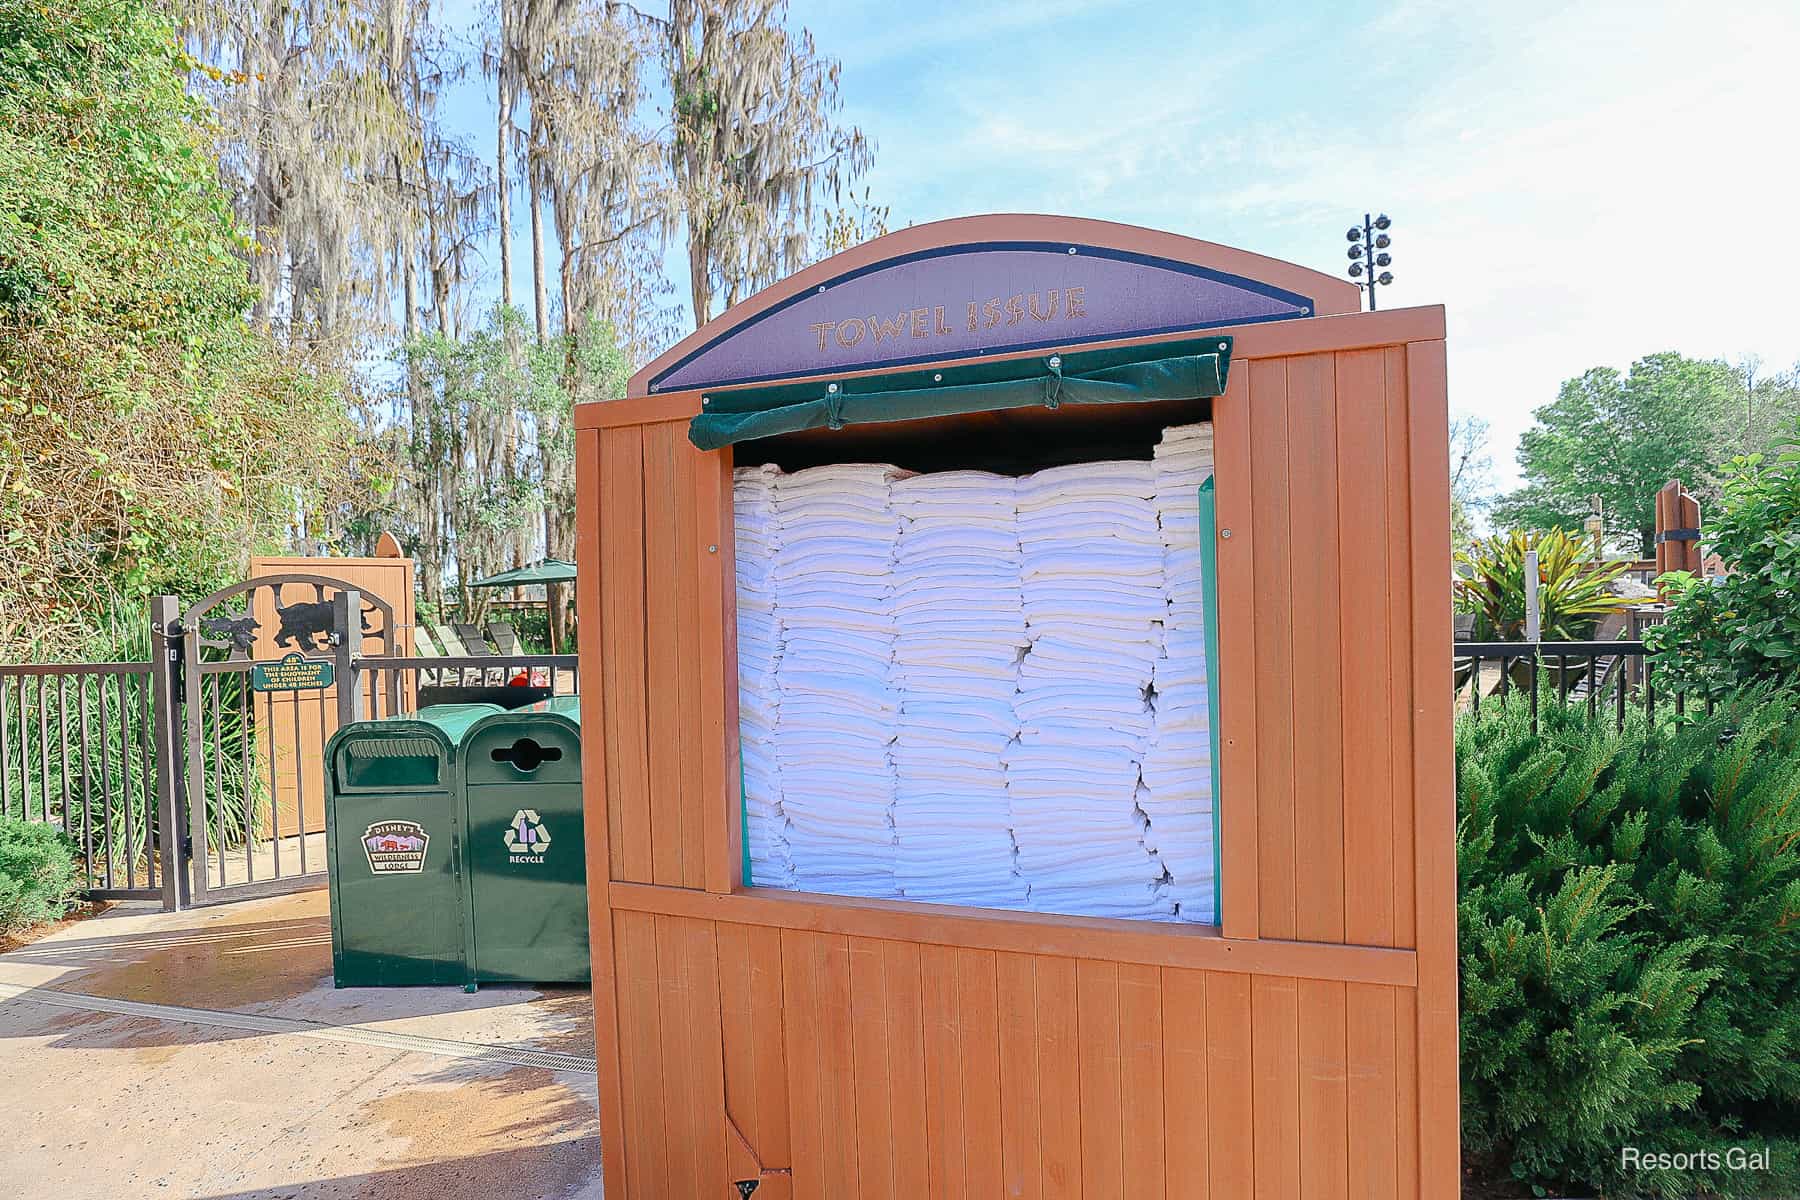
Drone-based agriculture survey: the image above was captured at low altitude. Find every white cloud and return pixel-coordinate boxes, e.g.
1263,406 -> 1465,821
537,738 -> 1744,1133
433,0 -> 1799,504
807,0 -> 1800,491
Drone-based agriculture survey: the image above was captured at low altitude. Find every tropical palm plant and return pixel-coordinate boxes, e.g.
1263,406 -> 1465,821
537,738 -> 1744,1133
1455,528 -> 1629,641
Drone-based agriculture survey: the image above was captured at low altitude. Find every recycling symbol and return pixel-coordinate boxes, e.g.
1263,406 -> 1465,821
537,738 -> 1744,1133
504,808 -> 552,856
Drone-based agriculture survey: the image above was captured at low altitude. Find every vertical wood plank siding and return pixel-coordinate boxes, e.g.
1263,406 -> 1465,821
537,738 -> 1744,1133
579,308 -> 1457,1199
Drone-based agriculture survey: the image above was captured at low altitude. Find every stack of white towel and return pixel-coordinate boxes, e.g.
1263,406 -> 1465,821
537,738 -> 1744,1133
770,463 -> 908,897
732,464 -> 794,888
889,471 -> 1029,908
1141,423 -> 1218,922
733,427 -> 1219,924
1009,461 -> 1170,920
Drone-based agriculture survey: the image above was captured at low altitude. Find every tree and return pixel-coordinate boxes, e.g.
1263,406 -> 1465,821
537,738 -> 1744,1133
1646,433 -> 1800,698
647,0 -> 873,325
176,0 -> 429,352
0,0 -> 362,659
1727,354 -> 1800,459
393,306 -> 543,620
383,305 -> 625,641
1449,413 -> 1494,548
524,0 -> 673,359
814,185 -> 891,261
1494,353 -> 1739,556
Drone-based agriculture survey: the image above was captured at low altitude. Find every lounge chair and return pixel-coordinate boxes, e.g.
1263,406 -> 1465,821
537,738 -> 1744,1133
431,623 -> 481,686
453,623 -> 509,685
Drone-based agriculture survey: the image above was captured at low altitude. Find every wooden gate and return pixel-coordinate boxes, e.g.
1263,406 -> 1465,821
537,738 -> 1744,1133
159,575 -> 396,906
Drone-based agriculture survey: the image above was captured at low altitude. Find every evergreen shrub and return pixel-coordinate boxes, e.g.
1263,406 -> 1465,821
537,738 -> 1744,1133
1458,687 -> 1800,1197
0,818 -> 79,937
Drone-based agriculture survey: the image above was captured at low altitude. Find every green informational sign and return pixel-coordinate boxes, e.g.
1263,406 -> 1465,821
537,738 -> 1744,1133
251,651 -> 336,693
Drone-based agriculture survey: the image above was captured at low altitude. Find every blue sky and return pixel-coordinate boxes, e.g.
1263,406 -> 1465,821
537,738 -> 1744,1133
443,0 -> 1800,491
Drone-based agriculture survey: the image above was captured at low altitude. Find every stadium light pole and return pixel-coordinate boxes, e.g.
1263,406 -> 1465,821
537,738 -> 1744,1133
1345,213 -> 1394,311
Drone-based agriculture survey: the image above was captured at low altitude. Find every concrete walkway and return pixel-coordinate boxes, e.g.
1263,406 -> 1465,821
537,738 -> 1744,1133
0,889 -> 604,1199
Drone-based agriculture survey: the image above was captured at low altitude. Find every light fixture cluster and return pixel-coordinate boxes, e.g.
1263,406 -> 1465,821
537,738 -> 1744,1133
1345,213 -> 1394,309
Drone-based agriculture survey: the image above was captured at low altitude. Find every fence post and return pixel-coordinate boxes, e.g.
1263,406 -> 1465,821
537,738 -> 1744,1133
1523,548 -> 1541,644
333,590 -> 363,730
148,595 -> 186,911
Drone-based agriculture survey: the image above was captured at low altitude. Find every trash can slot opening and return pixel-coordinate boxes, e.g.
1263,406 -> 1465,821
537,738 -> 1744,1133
491,737 -> 562,773
339,737 -> 441,789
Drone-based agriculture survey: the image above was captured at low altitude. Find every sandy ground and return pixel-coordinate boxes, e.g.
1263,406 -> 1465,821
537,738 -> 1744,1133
0,889 -> 603,1199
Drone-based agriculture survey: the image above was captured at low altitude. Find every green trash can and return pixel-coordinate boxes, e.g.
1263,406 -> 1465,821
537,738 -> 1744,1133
324,704 -> 500,988
460,697 -> 590,987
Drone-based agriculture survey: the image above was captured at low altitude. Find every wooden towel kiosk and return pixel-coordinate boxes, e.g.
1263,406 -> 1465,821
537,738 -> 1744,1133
575,215 -> 1458,1199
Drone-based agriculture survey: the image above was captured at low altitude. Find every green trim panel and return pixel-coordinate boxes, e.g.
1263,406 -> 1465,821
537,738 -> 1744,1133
1197,477 -> 1224,927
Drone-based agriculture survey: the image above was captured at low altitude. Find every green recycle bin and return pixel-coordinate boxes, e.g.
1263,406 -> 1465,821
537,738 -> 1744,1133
460,697 -> 590,987
324,704 -> 500,988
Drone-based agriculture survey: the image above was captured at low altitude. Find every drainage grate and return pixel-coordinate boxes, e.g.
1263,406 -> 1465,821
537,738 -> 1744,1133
0,982 -> 596,1075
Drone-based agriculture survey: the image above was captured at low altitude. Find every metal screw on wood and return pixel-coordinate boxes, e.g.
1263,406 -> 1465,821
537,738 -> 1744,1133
1221,528 -> 1233,538
707,545 -> 718,554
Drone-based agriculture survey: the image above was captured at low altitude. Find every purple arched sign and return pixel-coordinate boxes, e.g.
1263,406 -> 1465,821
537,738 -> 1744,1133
648,241 -> 1316,393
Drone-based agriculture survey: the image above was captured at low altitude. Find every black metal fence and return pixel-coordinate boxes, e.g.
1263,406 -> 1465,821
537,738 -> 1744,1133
3,620 -> 1684,908
1454,639 -> 1694,734
0,662 -> 163,898
350,654 -> 580,720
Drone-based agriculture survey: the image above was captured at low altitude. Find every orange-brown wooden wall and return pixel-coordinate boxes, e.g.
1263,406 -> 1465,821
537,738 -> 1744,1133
575,305 -> 1458,1200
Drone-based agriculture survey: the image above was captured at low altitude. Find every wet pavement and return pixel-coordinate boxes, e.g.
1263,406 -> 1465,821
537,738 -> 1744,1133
0,889 -> 603,1199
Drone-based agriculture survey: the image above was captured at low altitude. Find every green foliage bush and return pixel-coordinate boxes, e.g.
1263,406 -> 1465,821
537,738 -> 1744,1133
1459,687 -> 1800,1198
0,0 -> 363,660
0,818 -> 79,937
1647,439 -> 1800,701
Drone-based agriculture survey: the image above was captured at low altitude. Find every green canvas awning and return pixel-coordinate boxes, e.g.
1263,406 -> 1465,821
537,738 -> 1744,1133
469,559 -> 578,588
687,336 -> 1233,451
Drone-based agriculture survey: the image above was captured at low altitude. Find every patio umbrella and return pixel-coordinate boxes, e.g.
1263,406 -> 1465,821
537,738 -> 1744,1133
468,559 -> 577,652
468,558 -> 578,588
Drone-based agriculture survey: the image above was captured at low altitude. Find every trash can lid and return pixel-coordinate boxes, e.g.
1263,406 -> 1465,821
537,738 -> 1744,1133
328,703 -> 506,758
518,695 -> 580,725
464,696 -> 579,741
408,703 -> 512,743
463,697 -> 581,783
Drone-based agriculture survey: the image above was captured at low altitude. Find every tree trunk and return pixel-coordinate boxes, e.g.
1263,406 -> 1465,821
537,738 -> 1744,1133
688,221 -> 712,327
496,8 -> 515,311
530,157 -> 550,346
496,60 -> 523,575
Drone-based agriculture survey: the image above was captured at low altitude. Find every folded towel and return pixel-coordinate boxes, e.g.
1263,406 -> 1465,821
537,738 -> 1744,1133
735,432 -> 1216,922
